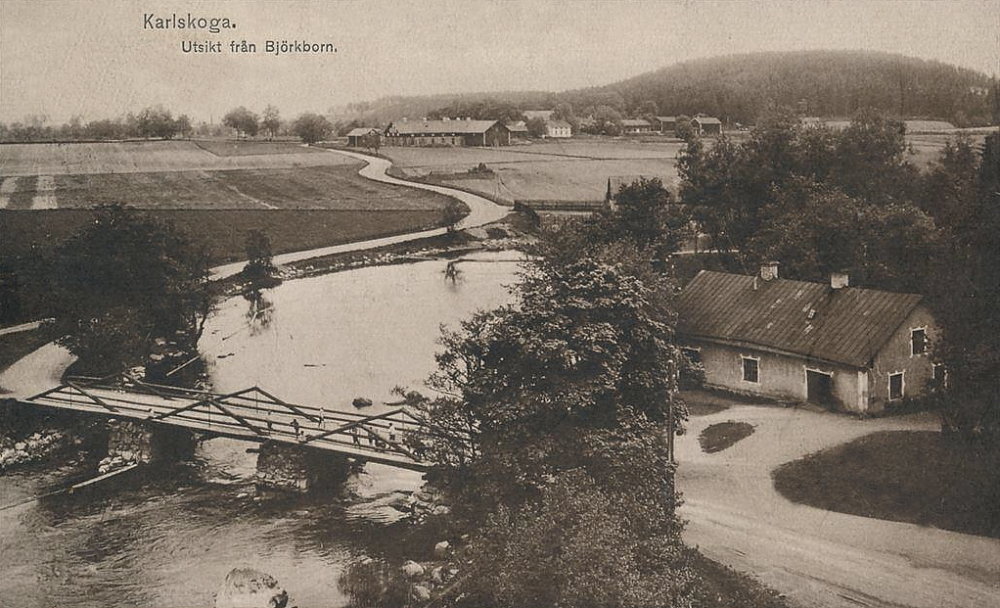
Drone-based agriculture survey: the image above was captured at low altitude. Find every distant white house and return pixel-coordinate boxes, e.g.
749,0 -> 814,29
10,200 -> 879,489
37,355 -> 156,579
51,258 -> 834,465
523,110 -> 572,138
546,120 -> 572,138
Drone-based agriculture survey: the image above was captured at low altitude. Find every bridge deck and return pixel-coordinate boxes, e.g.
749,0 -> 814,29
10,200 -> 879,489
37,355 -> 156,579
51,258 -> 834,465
22,378 -> 467,471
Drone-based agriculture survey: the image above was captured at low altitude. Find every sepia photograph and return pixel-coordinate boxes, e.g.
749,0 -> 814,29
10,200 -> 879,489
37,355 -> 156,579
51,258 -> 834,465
0,1 -> 998,606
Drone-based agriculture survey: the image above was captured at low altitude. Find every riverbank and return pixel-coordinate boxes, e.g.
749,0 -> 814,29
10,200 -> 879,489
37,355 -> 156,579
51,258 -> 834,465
216,208 -> 538,299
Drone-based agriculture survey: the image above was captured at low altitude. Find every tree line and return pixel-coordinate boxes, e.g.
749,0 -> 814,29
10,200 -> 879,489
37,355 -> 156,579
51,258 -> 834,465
0,105 -> 335,144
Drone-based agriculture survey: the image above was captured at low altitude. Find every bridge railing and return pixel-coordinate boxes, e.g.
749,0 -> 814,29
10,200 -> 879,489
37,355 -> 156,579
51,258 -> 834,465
31,375 -> 475,468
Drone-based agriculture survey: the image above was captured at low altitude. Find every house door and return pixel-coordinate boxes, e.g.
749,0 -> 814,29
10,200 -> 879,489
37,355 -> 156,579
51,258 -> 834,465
806,370 -> 834,406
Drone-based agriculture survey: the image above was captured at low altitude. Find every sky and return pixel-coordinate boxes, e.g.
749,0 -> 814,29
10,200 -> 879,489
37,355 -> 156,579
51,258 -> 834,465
1,0 -> 998,123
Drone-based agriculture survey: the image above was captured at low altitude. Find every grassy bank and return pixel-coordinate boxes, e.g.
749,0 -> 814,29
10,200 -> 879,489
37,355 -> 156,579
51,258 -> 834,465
1,208 -> 443,266
699,421 -> 755,453
773,430 -> 1000,538
1,208 -> 444,324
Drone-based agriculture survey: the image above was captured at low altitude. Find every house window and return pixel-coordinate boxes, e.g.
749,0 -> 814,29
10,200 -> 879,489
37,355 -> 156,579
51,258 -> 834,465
911,328 -> 927,356
742,356 -> 759,384
889,372 -> 904,400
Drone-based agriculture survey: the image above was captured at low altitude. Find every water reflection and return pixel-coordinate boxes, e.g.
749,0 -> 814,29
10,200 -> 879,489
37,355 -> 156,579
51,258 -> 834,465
243,287 -> 275,336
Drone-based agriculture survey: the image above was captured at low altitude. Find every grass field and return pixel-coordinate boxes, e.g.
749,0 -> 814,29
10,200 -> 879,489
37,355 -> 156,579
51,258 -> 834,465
0,140 -> 354,177
0,141 -> 453,211
382,139 -> 684,203
0,166 -> 451,210
773,430 -> 1000,538
193,140 -> 326,157
0,208 -> 444,266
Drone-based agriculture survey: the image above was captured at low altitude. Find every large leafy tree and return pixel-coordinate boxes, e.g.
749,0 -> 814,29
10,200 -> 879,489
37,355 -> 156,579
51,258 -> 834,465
292,112 -> 332,144
398,238 -> 693,606
932,133 -> 1000,437
588,177 -> 687,258
678,108 -> 933,285
47,205 -> 212,375
223,106 -> 260,138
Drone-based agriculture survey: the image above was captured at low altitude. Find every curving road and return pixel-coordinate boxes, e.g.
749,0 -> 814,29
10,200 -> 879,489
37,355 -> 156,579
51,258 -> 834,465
677,404 -> 1000,608
209,149 -> 511,280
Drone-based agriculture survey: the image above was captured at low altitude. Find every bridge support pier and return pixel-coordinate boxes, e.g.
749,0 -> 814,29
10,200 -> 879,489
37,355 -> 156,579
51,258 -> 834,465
106,419 -> 197,464
255,440 -> 353,493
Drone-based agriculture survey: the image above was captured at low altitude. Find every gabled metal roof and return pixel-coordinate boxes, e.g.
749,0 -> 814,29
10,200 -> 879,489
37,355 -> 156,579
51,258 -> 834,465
676,271 -> 924,368
346,127 -> 380,137
387,119 -> 499,135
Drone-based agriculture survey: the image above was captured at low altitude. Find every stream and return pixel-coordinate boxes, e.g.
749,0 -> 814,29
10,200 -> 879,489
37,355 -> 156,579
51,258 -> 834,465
0,251 -> 520,607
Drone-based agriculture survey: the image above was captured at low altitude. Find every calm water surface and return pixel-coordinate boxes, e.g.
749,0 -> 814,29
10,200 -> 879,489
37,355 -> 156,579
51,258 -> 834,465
0,252 -> 519,608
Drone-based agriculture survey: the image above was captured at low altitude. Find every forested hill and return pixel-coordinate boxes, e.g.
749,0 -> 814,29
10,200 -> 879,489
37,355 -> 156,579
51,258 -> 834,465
333,51 -> 997,127
591,51 -> 996,126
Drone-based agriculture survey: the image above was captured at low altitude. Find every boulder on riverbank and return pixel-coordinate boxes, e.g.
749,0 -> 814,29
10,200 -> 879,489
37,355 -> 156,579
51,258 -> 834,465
215,567 -> 289,608
0,429 -> 75,471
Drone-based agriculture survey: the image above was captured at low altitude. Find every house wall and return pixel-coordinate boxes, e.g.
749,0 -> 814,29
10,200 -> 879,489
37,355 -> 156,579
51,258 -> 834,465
686,339 -> 864,412
546,125 -> 571,138
868,305 -> 937,412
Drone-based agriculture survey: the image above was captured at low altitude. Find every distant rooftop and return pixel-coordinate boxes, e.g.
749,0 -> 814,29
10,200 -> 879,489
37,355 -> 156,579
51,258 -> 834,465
387,119 -> 499,135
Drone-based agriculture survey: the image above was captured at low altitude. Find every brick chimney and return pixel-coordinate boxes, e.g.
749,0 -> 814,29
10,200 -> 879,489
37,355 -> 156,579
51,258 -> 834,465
759,261 -> 779,281
831,271 -> 849,290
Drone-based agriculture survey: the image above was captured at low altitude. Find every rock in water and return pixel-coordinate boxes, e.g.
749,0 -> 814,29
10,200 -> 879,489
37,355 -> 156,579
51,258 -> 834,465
352,397 -> 373,408
433,540 -> 450,558
401,560 -> 425,578
215,567 -> 289,608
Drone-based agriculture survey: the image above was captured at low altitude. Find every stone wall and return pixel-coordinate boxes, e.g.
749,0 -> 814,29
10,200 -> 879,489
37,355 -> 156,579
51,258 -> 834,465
255,440 -> 352,493
105,419 -> 196,465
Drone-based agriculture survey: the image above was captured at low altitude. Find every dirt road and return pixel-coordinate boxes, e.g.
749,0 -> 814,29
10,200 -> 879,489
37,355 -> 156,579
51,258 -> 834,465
209,149 -> 511,280
677,405 -> 1000,607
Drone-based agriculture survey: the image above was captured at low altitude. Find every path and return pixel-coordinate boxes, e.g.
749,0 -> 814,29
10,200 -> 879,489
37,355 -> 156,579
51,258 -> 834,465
209,149 -> 511,280
0,342 -> 75,399
677,405 -> 1000,608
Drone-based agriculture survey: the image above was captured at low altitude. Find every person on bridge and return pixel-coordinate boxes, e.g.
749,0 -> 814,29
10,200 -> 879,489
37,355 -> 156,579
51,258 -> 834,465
291,418 -> 300,438
350,425 -> 361,446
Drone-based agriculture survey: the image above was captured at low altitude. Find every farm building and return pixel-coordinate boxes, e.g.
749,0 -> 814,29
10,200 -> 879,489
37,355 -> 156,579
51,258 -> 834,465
346,127 -> 381,147
692,116 -> 722,135
546,120 -> 572,138
506,120 -> 529,138
653,116 -> 677,134
676,264 -> 940,414
383,118 -> 511,147
621,119 -> 652,134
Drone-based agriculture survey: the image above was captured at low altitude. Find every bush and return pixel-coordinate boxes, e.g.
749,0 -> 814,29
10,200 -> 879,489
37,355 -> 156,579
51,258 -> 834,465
463,471 -> 692,608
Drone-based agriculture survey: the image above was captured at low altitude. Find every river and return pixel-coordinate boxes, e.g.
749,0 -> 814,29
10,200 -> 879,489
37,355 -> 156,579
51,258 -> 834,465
0,252 -> 520,608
